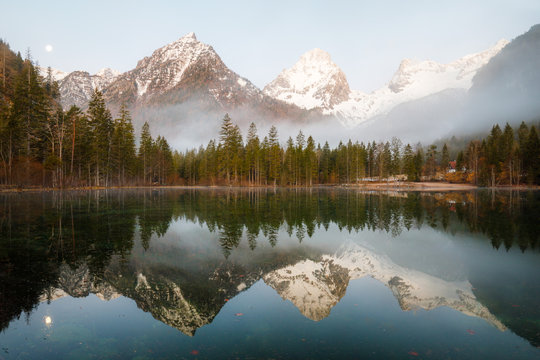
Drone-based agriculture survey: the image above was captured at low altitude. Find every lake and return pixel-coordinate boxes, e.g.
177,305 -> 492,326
1,188 -> 539,359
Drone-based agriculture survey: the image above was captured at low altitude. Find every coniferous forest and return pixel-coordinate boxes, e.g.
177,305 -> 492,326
1,39 -> 539,188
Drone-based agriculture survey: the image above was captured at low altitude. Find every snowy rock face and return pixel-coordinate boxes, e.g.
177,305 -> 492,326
57,68 -> 120,108
264,40 -> 508,127
53,33 -> 267,112
102,32 -> 264,109
263,49 -> 351,110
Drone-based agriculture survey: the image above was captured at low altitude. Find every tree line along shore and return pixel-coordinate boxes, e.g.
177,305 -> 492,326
1,40 -> 539,189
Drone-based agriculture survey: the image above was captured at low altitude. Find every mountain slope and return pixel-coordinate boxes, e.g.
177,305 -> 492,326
102,33 -> 306,122
465,24 -> 540,126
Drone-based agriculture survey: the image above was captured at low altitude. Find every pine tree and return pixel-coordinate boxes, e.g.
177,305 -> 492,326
296,131 -> 305,185
486,124 -> 503,186
87,89 -> 113,186
425,145 -> 438,179
441,143 -> 449,172
391,137 -> 402,176
502,123 -> 514,185
524,126 -> 540,184
64,105 -> 92,184
284,137 -> 295,185
11,58 -> 49,184
267,126 -> 280,186
245,122 -> 260,185
111,104 -> 136,185
413,145 -> 424,182
320,142 -> 331,183
403,144 -> 415,181
517,122 -> 529,185
139,122 -> 153,184
218,114 -> 234,184
456,151 -> 464,171
305,136 -> 317,186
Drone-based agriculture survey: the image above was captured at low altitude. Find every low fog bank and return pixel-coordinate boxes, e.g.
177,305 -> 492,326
131,86 -> 540,152
130,99 -> 352,151
351,83 -> 540,146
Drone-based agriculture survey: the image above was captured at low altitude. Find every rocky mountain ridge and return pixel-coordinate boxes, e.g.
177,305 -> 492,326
48,33 -> 509,127
50,33 -> 305,123
51,68 -> 120,108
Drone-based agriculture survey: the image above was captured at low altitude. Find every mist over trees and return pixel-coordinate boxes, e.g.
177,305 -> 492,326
175,114 -> 540,187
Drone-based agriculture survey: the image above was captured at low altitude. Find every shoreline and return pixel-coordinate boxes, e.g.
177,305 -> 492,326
1,182 -> 539,193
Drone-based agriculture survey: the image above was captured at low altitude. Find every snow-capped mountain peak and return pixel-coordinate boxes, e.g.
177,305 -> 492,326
126,32 -> 216,98
322,39 -> 508,127
263,48 -> 351,110
140,32 -> 211,69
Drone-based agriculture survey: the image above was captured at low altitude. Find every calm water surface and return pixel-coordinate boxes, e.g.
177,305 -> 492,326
0,188 -> 539,359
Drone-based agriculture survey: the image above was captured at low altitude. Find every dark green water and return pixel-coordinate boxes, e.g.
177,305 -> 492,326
0,188 -> 539,359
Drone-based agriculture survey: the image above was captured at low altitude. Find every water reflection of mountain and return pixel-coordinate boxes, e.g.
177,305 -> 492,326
264,242 -> 505,330
1,189 -> 539,344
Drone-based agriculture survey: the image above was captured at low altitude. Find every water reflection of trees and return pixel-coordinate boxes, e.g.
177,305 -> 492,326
171,189 -> 539,252
1,189 -> 539,332
1,189 -> 538,265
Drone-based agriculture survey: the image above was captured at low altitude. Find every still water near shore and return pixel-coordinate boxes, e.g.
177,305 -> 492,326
1,188 -> 539,359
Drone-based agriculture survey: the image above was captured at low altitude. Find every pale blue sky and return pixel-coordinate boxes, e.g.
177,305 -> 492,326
2,0 -> 539,91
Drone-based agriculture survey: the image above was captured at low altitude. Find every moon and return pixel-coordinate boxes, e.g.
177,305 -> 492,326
45,44 -> 53,52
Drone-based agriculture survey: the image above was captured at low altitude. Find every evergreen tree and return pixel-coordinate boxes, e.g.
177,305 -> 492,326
320,142 -> 331,183
517,122 -> 529,185
456,151 -> 464,171
284,137 -> 295,185
245,122 -> 260,185
139,122 -> 153,184
111,104 -> 136,185
425,145 -> 438,179
441,143 -> 450,172
87,89 -> 113,186
218,113 -> 234,184
11,58 -> 49,184
403,144 -> 415,181
391,137 -> 402,175
267,126 -> 280,186
305,136 -> 317,186
502,123 -> 515,185
524,126 -> 540,184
